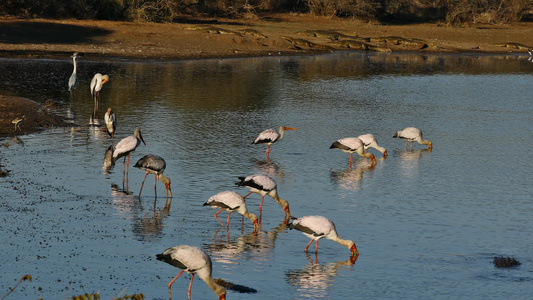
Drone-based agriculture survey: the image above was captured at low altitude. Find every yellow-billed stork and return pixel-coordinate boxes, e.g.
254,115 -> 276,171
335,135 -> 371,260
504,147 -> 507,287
236,174 -> 291,221
156,245 -> 226,300
203,191 -> 259,233
330,137 -> 377,168
287,215 -> 358,257
393,127 -> 432,150
253,126 -> 297,160
357,133 -> 388,158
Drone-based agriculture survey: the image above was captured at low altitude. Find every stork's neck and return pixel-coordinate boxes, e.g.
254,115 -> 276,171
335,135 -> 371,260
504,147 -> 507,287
330,234 -> 355,251
278,126 -> 286,140
374,145 -> 387,154
198,271 -> 226,299
158,173 -> 170,185
272,193 -> 290,211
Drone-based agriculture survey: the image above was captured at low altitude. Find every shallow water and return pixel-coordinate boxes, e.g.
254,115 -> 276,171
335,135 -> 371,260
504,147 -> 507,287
1,52 -> 532,299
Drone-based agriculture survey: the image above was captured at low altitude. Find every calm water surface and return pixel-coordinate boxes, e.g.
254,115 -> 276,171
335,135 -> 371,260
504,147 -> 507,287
0,52 -> 532,299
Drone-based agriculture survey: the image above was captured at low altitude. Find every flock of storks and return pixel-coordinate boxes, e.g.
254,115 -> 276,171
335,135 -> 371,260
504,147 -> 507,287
68,52 -> 432,299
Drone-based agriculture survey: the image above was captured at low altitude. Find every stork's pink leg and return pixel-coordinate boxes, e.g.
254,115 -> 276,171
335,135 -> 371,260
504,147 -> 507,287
187,274 -> 195,299
154,174 -> 158,198
265,144 -> 270,160
349,153 -> 353,168
139,172 -> 149,197
259,195 -> 265,213
304,239 -> 314,253
226,211 -> 232,227
242,191 -> 253,199
214,209 -> 225,226
168,270 -> 185,300
315,239 -> 319,253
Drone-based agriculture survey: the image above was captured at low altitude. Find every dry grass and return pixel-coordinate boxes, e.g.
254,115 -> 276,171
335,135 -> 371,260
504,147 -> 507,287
0,0 -> 531,25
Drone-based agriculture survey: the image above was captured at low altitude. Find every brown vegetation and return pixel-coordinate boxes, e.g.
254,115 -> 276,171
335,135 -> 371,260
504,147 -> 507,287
1,0 -> 532,25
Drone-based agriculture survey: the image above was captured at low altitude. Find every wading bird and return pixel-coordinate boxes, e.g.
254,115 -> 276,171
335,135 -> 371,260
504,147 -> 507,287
104,108 -> 116,139
113,128 -> 146,184
393,127 -> 432,150
287,215 -> 358,257
357,133 -> 388,158
253,126 -> 297,160
11,115 -> 25,132
330,137 -> 377,168
68,52 -> 79,93
236,174 -> 291,221
204,191 -> 259,233
90,73 -> 109,109
134,154 -> 172,205
156,245 -> 226,300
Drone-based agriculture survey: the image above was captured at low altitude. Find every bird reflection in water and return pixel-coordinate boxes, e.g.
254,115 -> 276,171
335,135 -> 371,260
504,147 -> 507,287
330,161 -> 375,191
208,221 -> 288,265
111,184 -> 169,242
252,158 -> 283,179
285,256 -> 357,298
396,148 -> 432,176
103,145 -> 115,175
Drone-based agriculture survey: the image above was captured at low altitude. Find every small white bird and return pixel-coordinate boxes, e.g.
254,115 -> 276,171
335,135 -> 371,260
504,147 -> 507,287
330,137 -> 377,168
253,126 -> 297,160
287,215 -> 359,257
236,174 -> 291,221
156,245 -> 226,300
11,115 -> 25,131
203,191 -> 259,232
68,52 -> 79,93
393,127 -> 432,150
134,155 -> 172,205
113,128 -> 146,178
104,108 -> 117,139
357,133 -> 388,158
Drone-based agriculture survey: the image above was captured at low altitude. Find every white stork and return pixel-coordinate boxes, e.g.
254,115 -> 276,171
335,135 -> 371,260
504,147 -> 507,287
203,191 -> 259,233
393,127 -> 432,150
113,128 -> 146,184
357,133 -> 388,158
236,174 -> 291,221
90,73 -> 109,109
287,215 -> 359,257
253,126 -> 297,160
330,137 -> 377,168
156,245 -> 226,300
134,155 -> 172,206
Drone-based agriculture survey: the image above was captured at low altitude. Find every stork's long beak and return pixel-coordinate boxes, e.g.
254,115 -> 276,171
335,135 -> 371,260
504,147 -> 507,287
283,127 -> 298,130
351,244 -> 359,256
253,220 -> 259,233
140,134 -> 146,146
383,150 -> 388,158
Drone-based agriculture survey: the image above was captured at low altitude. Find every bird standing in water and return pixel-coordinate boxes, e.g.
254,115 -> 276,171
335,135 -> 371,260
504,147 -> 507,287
357,133 -> 388,158
156,245 -> 226,300
113,128 -> 146,186
134,154 -> 172,207
287,215 -> 359,257
253,126 -> 297,160
68,52 -> 79,94
203,191 -> 259,233
330,137 -> 377,168
236,174 -> 291,222
393,127 -> 432,150
104,108 -> 116,140
90,73 -> 109,110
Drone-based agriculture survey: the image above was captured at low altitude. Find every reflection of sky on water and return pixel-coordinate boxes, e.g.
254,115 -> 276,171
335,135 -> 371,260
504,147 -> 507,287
0,52 -> 532,299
